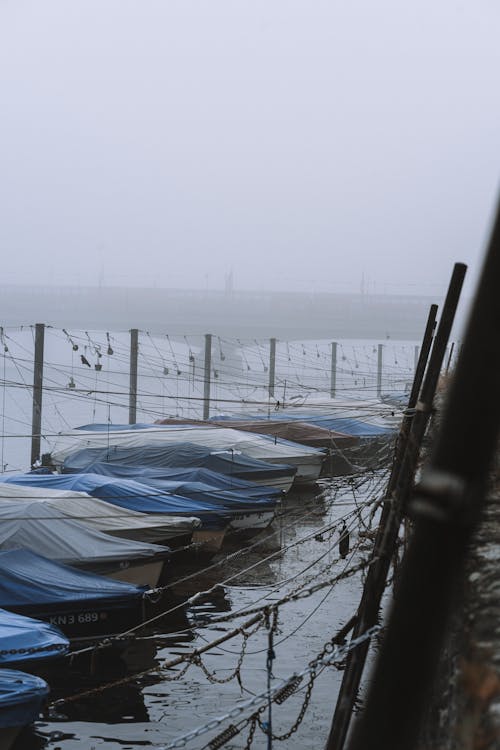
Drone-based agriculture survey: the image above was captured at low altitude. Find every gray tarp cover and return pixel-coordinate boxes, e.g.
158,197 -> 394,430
0,499 -> 170,564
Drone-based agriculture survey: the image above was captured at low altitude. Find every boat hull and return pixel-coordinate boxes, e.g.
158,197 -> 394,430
78,557 -> 167,588
7,596 -> 145,641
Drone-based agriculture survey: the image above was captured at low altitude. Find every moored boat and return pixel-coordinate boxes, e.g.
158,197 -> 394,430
50,424 -> 324,484
0,550 -> 150,641
0,477 -> 200,548
0,669 -> 48,750
0,498 -> 171,587
54,441 -> 298,492
0,608 -> 68,668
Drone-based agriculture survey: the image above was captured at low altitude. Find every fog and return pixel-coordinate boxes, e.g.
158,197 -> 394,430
1,1 -> 499,298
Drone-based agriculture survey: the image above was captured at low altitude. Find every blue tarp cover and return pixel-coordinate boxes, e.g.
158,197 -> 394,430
70,463 -> 284,499
0,669 -> 48,728
0,608 -> 69,664
2,473 -> 231,530
61,442 -> 297,482
0,550 -> 146,609
221,414 -> 396,438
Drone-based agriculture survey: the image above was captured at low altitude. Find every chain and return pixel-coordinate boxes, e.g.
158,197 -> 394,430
159,625 -> 381,750
257,626 -> 343,742
0,643 -> 68,657
193,626 -> 253,686
49,612 -> 265,709
258,667 -> 316,741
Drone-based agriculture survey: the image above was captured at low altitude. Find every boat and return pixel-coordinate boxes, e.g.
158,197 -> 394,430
50,424 -> 324,484
58,442 -> 297,492
0,608 -> 68,667
0,477 -> 200,547
0,550 -> 150,640
3,474 -> 230,555
0,496 -> 171,587
156,416 -> 359,450
5,472 -> 275,542
0,669 -> 48,750
97,477 -> 279,536
66,462 -> 285,499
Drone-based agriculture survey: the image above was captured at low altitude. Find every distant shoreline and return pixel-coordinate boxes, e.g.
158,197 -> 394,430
1,284 -> 462,340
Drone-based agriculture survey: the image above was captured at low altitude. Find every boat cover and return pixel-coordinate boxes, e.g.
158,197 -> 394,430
99,478 -> 279,510
0,550 -> 146,608
60,442 -> 297,483
0,608 -> 69,664
1,474 -> 229,530
0,495 -> 171,564
0,477 -> 200,542
50,424 -> 325,466
3,472 -> 274,517
71,463 -> 284,498
269,414 -> 396,437
0,669 -> 48,728
156,417 -> 359,449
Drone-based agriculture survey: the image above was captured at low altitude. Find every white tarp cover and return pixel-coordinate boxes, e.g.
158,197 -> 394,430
50,425 -> 325,468
0,497 -> 170,564
0,483 -> 200,543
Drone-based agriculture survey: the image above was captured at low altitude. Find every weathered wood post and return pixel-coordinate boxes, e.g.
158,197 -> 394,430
268,337 -> 276,398
129,328 -> 138,425
330,342 -> 337,398
30,323 -> 45,467
203,333 -> 212,420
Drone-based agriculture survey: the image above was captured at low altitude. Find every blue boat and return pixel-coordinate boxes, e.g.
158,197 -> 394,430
0,608 -> 68,666
57,442 -> 297,492
66,462 -> 285,499
0,669 -> 48,750
0,550 -> 149,641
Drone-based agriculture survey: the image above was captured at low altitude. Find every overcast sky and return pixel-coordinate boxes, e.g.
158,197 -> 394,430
1,1 -> 499,296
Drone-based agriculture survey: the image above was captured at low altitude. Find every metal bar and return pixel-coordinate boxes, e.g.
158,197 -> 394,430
30,323 -> 45,467
349,203 -> 500,750
128,328 -> 138,425
331,342 -> 337,398
203,333 -> 212,420
269,338 -> 276,398
376,344 -> 383,397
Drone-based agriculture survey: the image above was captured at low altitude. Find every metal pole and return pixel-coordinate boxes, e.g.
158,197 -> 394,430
376,344 -> 383,397
203,333 -> 212,420
330,342 -> 337,398
349,206 -> 500,750
129,328 -> 138,425
414,345 -> 419,374
30,323 -> 45,467
268,338 -> 276,399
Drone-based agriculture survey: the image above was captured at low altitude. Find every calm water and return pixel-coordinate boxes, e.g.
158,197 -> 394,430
16,474 -> 386,750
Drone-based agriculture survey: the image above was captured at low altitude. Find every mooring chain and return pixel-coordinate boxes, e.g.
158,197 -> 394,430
0,643 -> 68,657
255,627 -> 349,744
193,622 -> 259,687
258,667 -> 315,742
162,625 -> 381,750
49,613 -> 266,709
